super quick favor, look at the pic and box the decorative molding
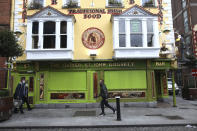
[27,6,72,19]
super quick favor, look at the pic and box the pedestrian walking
[23,81,32,111]
[13,77,26,114]
[98,79,115,116]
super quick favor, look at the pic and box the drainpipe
[172,70,177,107]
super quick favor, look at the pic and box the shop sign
[50,61,135,69]
[68,8,122,19]
[82,27,105,49]
[192,69,197,76]
[192,25,197,58]
[155,61,165,66]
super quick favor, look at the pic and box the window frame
[130,20,143,47]
[106,0,123,7]
[141,0,157,7]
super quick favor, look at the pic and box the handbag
[13,99,22,108]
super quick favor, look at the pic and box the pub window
[142,0,155,7]
[60,21,67,48]
[29,77,34,92]
[51,0,57,5]
[32,22,39,49]
[43,21,56,49]
[51,93,85,99]
[147,20,154,47]
[130,20,143,47]
[119,19,126,47]
[40,74,44,100]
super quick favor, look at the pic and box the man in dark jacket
[23,81,32,111]
[99,79,115,116]
[14,77,26,113]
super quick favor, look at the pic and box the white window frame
[141,0,158,7]
[62,0,80,7]
[28,0,46,7]
[27,18,74,50]
[113,17,159,49]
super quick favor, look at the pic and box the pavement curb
[1,124,197,129]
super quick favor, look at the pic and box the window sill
[26,49,73,60]
[114,47,160,59]
[106,5,124,8]
[62,6,80,9]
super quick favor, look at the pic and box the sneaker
[20,111,24,114]
[99,112,105,116]
[28,108,32,111]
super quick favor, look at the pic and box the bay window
[115,18,156,48]
[26,6,74,60]
[113,17,160,58]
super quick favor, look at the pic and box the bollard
[116,96,121,121]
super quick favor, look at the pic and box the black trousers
[23,97,31,110]
[100,98,115,113]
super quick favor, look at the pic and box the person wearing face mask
[98,79,115,116]
[13,77,26,113]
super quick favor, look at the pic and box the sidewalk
[0,96,197,128]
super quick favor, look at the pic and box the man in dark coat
[14,77,26,113]
[99,79,115,116]
[23,81,32,111]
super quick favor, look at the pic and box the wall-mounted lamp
[14,31,23,38]
[163,27,171,34]
[90,0,94,7]
[89,50,97,58]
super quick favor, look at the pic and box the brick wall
[0,0,11,89]
[0,57,7,89]
[0,0,11,26]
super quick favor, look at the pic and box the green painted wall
[104,70,147,90]
[48,72,87,91]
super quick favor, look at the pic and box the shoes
[99,112,105,116]
[113,109,116,114]
[28,108,32,111]
[20,111,24,114]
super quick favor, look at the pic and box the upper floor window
[30,20,70,49]
[147,20,154,47]
[119,19,126,47]
[116,18,155,48]
[107,0,123,7]
[62,0,80,8]
[51,0,57,5]
[142,0,156,7]
[43,21,56,49]
[32,22,39,49]
[130,20,142,47]
[28,0,44,10]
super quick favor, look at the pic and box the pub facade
[11,0,176,107]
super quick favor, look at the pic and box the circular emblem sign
[82,27,105,49]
